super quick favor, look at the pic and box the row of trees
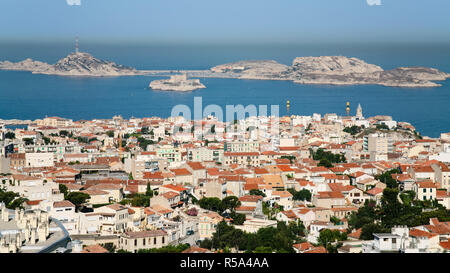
[348,188,450,240]
[59,184,90,211]
[310,148,346,168]
[343,125,363,136]
[200,220,305,253]
[115,244,190,253]
[198,196,246,224]
[287,188,312,202]
[0,188,27,209]
[318,229,348,253]
[120,184,155,207]
[198,196,240,212]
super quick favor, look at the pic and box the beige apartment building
[119,230,168,253]
[363,133,394,160]
[223,152,260,167]
[225,141,260,153]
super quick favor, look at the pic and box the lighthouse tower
[356,104,364,120]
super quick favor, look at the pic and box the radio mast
[75,37,79,54]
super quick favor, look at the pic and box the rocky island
[0,52,142,77]
[210,56,450,87]
[149,74,206,92]
[2,53,448,87]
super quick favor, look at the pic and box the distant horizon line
[1,37,450,46]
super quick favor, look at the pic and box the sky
[0,0,449,44]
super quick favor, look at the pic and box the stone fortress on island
[149,74,206,92]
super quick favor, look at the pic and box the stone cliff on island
[0,52,142,77]
[210,56,450,87]
[2,53,448,88]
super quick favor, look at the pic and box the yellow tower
[118,130,124,159]
[346,102,350,116]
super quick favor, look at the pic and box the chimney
[14,207,19,221]
[30,229,36,245]
[71,240,83,253]
[1,204,8,222]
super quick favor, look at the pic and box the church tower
[356,103,363,119]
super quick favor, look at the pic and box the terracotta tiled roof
[348,228,362,239]
[182,246,211,253]
[81,244,109,253]
[53,200,75,208]
[303,246,327,253]
[239,195,263,202]
[171,168,192,176]
[293,242,314,251]
[317,191,345,199]
[409,228,438,239]
[122,230,167,239]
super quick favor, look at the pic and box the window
[143,239,145,246]
[423,189,426,193]
[134,239,137,246]
[162,237,165,244]
[154,238,156,244]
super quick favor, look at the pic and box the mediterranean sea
[0,42,449,137]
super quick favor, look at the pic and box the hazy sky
[1,0,449,44]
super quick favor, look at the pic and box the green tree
[59,183,68,199]
[137,244,190,253]
[375,169,401,188]
[106,130,115,138]
[5,132,15,139]
[330,216,342,225]
[100,243,116,253]
[280,155,296,164]
[198,197,222,212]
[360,223,388,240]
[221,196,241,211]
[318,229,347,248]
[253,246,273,253]
[123,194,151,207]
[66,192,90,211]
[318,159,333,168]
[249,189,266,197]
[0,189,27,209]
[23,138,34,145]
[145,183,153,197]
[348,200,377,230]
[343,125,362,136]
[287,189,312,202]
[230,212,246,225]
[59,130,70,137]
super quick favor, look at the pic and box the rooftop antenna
[75,37,79,54]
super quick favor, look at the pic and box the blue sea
[0,42,449,137]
